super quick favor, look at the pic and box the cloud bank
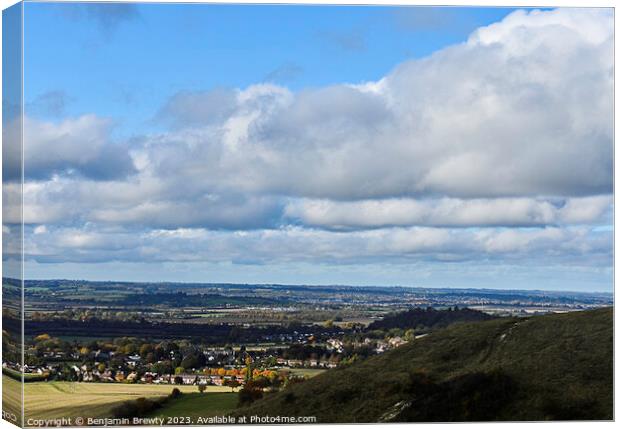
[10,8,613,288]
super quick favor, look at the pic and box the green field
[147,392,238,421]
[286,368,326,378]
[1,376,237,421]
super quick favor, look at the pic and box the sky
[2,3,614,292]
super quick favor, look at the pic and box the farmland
[286,368,326,378]
[4,376,236,421]
[2,375,21,425]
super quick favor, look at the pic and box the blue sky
[23,4,516,136]
[4,3,613,292]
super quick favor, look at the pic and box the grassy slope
[147,393,238,420]
[236,308,613,422]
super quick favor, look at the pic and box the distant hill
[237,308,613,422]
[366,306,496,332]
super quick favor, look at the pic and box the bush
[238,381,264,406]
[111,397,165,419]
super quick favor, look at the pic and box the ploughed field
[2,376,235,422]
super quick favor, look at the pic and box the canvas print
[2,2,614,426]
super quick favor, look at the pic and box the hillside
[366,306,496,332]
[236,308,613,422]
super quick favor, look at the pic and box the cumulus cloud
[4,115,136,181]
[156,88,240,129]
[3,178,282,230]
[139,8,612,200]
[284,196,612,230]
[24,224,611,269]
[17,8,614,279]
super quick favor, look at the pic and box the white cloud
[25,224,611,269]
[15,8,613,277]
[130,8,613,201]
[284,196,612,229]
[3,115,136,181]
[33,225,48,235]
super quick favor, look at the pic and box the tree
[153,360,173,375]
[238,381,263,406]
[175,366,184,375]
[122,344,137,355]
[97,363,106,373]
[139,343,153,357]
[34,334,51,342]
[404,329,415,342]
[227,379,241,392]
[181,354,200,370]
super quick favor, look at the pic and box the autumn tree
[34,334,51,342]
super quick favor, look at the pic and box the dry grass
[1,376,235,421]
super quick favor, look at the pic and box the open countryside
[2,306,612,423]
[2,4,613,425]
[3,375,237,422]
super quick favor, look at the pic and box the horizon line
[3,277,613,295]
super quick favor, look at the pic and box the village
[4,332,411,388]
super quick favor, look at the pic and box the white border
[0,1,616,429]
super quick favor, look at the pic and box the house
[388,337,406,348]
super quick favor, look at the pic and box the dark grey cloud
[393,7,478,34]
[156,88,238,129]
[319,29,367,52]
[59,3,140,35]
[263,63,304,84]
[26,90,72,117]
[17,115,136,181]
